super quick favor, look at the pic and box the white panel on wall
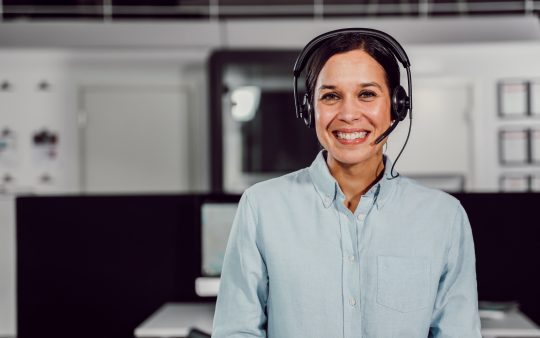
[0,51,77,194]
[386,80,471,187]
[0,196,16,337]
[80,85,191,193]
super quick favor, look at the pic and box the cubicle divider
[15,193,540,338]
[16,194,239,338]
[452,193,540,326]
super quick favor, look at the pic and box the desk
[481,310,540,337]
[134,303,214,338]
[135,302,540,338]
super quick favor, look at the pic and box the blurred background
[1,1,540,337]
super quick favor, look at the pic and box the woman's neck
[326,152,385,212]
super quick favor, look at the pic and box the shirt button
[349,298,356,306]
[358,214,366,221]
[348,255,355,262]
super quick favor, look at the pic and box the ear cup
[301,93,314,128]
[391,85,410,121]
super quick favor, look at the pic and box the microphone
[374,121,399,145]
[374,116,413,179]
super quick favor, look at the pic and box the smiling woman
[302,32,405,211]
[314,49,392,206]
[213,29,482,338]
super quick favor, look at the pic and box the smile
[335,131,368,140]
[332,130,371,145]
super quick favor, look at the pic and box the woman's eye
[359,91,376,99]
[321,93,339,101]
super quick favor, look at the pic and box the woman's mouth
[332,130,370,144]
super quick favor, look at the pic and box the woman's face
[314,49,392,168]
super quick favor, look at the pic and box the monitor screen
[201,202,238,276]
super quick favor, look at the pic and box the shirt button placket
[350,199,372,337]
[339,207,359,338]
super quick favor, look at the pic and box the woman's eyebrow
[360,82,383,89]
[318,84,336,91]
[318,82,383,91]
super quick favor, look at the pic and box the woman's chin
[326,150,375,167]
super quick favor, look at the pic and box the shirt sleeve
[429,203,482,338]
[212,192,269,338]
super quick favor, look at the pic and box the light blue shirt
[213,151,481,338]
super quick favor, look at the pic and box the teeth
[336,131,368,140]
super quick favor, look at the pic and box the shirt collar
[308,150,396,209]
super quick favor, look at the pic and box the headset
[293,27,412,146]
[293,28,413,177]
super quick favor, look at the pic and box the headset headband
[293,28,410,78]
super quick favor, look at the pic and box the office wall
[398,43,540,191]
[1,18,540,335]
[0,49,211,195]
[3,43,540,194]
[71,50,211,193]
[1,18,540,195]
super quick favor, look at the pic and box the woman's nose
[337,96,362,122]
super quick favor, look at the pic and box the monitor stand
[195,277,220,297]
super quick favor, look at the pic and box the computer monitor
[201,202,238,276]
[196,195,240,297]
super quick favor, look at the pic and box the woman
[212,29,481,337]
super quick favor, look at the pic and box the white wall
[407,43,540,191]
[1,16,539,195]
[0,49,212,195]
[70,50,211,193]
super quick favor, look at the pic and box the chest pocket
[377,255,431,313]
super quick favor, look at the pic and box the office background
[1,1,540,337]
